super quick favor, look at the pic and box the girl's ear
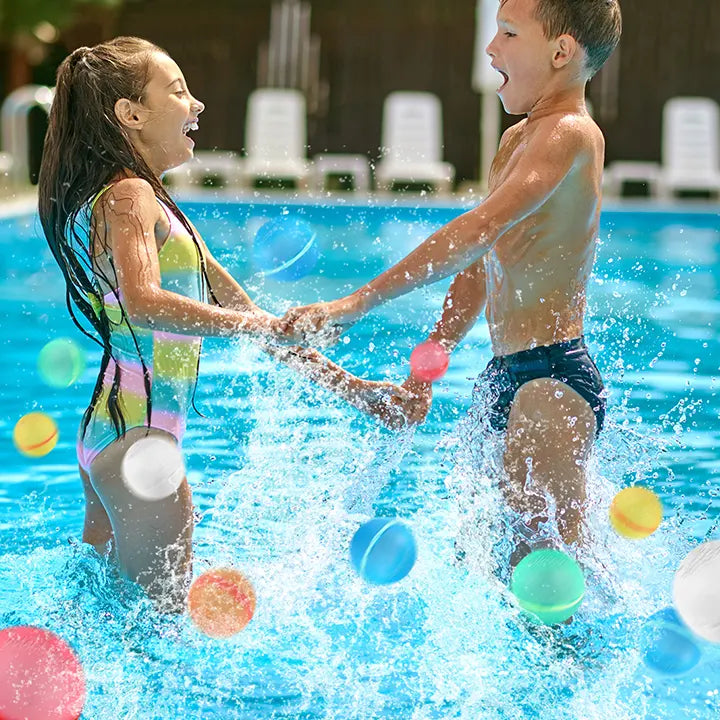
[551,33,578,69]
[114,98,147,130]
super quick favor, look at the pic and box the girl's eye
[175,90,187,97]
[505,32,516,37]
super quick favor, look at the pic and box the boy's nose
[486,37,497,58]
[192,97,205,115]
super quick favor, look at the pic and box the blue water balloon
[252,216,319,281]
[641,607,702,676]
[350,518,417,585]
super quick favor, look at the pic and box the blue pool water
[1,198,720,719]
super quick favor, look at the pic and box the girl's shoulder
[91,177,164,228]
[94,176,157,208]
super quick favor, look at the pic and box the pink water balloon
[0,626,86,720]
[410,340,449,382]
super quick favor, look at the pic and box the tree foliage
[0,0,123,42]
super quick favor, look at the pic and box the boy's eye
[505,32,516,37]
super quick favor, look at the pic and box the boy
[284,0,621,565]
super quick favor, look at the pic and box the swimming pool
[1,197,719,719]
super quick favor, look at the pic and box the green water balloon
[510,548,585,625]
[38,338,85,388]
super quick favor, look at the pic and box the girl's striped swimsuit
[77,186,203,472]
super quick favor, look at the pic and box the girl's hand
[253,311,306,345]
[282,295,362,346]
[400,375,433,425]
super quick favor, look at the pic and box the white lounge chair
[603,161,661,197]
[241,88,310,189]
[163,151,245,190]
[311,154,371,193]
[658,97,720,199]
[374,92,455,194]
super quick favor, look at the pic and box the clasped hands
[268,296,433,427]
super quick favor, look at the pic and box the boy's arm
[428,258,487,352]
[285,119,587,334]
[402,259,488,424]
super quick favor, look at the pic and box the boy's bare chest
[488,130,528,191]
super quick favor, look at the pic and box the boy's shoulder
[527,111,604,159]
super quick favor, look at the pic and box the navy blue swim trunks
[475,337,606,436]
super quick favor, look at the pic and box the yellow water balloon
[13,412,59,458]
[610,486,663,539]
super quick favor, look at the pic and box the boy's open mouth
[498,70,509,91]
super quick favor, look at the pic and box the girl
[38,36,407,612]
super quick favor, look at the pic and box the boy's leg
[501,377,597,565]
[88,427,194,613]
[80,465,114,554]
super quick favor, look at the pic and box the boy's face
[486,0,557,115]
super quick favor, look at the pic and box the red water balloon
[0,626,86,720]
[410,340,449,382]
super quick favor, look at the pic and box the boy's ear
[114,98,147,130]
[551,34,578,69]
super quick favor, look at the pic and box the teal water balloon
[510,548,585,624]
[350,518,417,585]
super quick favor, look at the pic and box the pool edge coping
[0,188,718,221]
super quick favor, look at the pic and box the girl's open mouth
[182,120,198,147]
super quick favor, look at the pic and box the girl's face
[121,52,205,175]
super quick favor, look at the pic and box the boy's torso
[484,112,604,356]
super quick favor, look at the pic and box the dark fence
[20,0,720,184]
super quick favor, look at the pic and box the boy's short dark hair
[532,0,622,77]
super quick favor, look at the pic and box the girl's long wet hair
[38,36,219,444]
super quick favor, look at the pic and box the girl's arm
[105,182,408,427]
[99,179,292,341]
[186,222,405,422]
[199,244,411,427]
[185,218,257,311]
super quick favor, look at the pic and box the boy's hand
[400,375,433,425]
[349,380,415,431]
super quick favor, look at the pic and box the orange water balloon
[188,568,256,639]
